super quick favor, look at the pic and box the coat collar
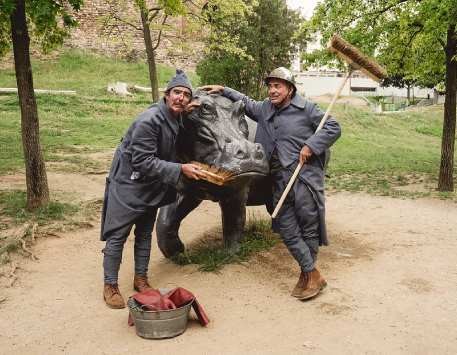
[266,93,307,121]
[290,93,307,109]
[158,98,179,135]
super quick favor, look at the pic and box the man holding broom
[201,67,341,300]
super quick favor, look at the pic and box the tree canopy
[197,0,304,99]
[303,0,456,191]
[302,1,455,86]
[0,0,83,56]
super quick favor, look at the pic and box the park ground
[0,171,456,354]
[0,52,456,354]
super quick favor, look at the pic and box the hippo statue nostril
[254,150,264,160]
[225,137,232,143]
[235,149,247,159]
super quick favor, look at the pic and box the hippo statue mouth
[189,161,267,187]
[233,171,267,178]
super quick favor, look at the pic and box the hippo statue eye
[202,103,213,112]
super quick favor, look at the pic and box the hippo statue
[156,90,270,257]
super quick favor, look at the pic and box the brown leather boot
[133,275,152,292]
[291,268,327,300]
[103,284,126,309]
[291,271,307,298]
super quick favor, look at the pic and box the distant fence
[294,71,435,99]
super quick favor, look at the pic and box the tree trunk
[10,0,50,209]
[406,84,411,104]
[438,24,457,192]
[140,10,159,102]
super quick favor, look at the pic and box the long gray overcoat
[100,99,182,241]
[222,88,341,245]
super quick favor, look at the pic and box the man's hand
[199,85,224,94]
[299,145,313,165]
[185,100,200,113]
[182,163,204,180]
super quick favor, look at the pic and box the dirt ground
[0,172,456,354]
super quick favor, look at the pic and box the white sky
[286,0,320,19]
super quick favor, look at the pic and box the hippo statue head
[177,89,269,184]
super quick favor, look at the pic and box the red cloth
[128,287,209,327]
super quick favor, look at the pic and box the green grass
[0,190,100,261]
[0,190,79,225]
[172,215,279,272]
[0,189,79,261]
[0,50,199,95]
[0,50,455,193]
[322,104,456,198]
[0,50,200,174]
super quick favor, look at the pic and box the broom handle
[271,70,352,219]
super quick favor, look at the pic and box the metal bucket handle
[138,299,194,311]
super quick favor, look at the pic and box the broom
[271,34,387,218]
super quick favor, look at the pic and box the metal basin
[128,297,192,339]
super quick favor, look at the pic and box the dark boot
[291,268,327,300]
[133,275,152,292]
[103,284,126,309]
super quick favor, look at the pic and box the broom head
[327,34,387,82]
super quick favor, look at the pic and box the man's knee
[102,246,123,261]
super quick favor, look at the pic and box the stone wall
[66,0,204,69]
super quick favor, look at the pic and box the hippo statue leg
[157,194,202,258]
[219,187,249,253]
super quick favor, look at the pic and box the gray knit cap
[166,69,193,94]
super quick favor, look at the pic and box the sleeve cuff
[162,162,182,186]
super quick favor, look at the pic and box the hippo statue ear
[232,100,245,118]
[193,88,205,97]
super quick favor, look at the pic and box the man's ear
[287,87,294,99]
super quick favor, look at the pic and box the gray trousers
[273,170,320,273]
[103,209,158,284]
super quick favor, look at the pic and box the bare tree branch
[152,14,168,50]
[148,6,163,12]
[112,14,142,31]
[399,24,424,64]
[148,9,161,21]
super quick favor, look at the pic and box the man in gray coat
[202,67,341,300]
[101,70,203,309]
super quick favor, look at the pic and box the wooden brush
[191,161,235,186]
[327,34,387,82]
[272,34,387,218]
